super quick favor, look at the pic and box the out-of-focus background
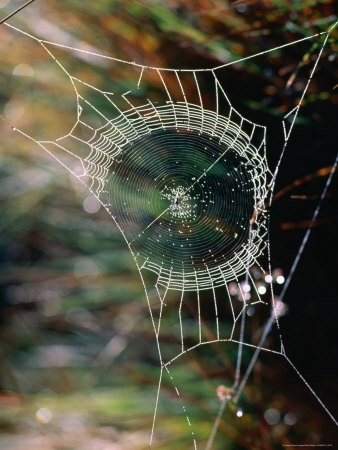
[0,1,337,449]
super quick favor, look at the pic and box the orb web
[105,103,268,291]
[2,19,337,450]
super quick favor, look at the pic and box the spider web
[1,20,337,448]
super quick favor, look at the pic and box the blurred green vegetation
[0,1,337,449]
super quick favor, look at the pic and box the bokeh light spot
[236,408,243,418]
[264,407,280,425]
[12,63,34,77]
[35,407,52,424]
[83,195,101,214]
